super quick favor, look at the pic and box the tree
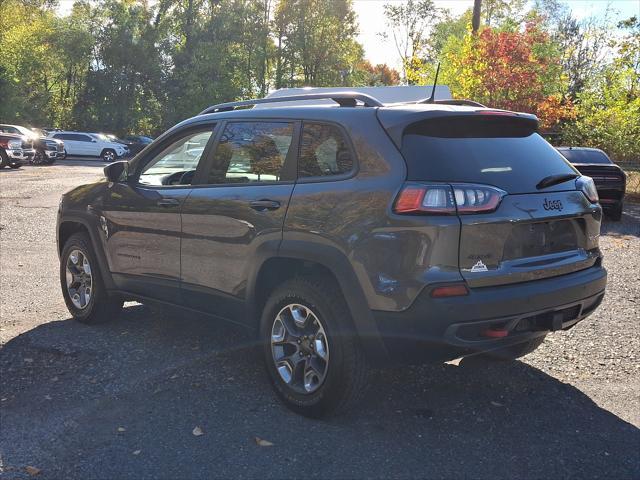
[353,61,401,86]
[534,0,613,98]
[273,0,363,88]
[561,16,640,162]
[380,0,441,84]
[442,19,574,129]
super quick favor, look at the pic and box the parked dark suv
[57,93,607,417]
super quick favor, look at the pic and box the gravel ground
[1,161,639,479]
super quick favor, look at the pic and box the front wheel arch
[58,218,116,291]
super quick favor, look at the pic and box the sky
[55,0,640,69]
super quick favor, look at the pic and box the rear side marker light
[394,183,506,215]
[481,328,509,338]
[431,284,469,298]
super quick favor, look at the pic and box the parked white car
[47,131,128,162]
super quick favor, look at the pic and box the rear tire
[260,277,369,417]
[60,232,122,324]
[0,149,7,168]
[607,203,623,221]
[483,335,546,361]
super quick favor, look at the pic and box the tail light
[576,176,599,203]
[393,183,506,215]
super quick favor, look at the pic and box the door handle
[249,199,281,211]
[157,198,180,207]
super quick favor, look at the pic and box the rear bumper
[373,264,607,363]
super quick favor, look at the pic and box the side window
[207,122,294,184]
[298,123,353,178]
[54,134,67,140]
[138,129,214,186]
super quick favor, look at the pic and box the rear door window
[401,116,577,194]
[298,123,353,178]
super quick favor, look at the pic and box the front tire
[32,149,46,165]
[101,149,116,162]
[260,277,369,417]
[60,232,122,324]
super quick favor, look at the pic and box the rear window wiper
[536,173,579,190]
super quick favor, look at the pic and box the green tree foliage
[380,0,442,84]
[273,0,363,88]
[561,17,640,162]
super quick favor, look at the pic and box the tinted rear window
[557,149,611,164]
[402,116,577,194]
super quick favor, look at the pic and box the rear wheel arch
[248,243,389,365]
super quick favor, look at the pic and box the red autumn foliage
[458,21,575,129]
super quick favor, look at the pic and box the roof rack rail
[199,92,384,115]
[433,99,487,107]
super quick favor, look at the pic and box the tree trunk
[472,0,482,34]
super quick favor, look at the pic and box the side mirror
[103,161,128,183]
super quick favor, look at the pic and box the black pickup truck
[557,147,626,221]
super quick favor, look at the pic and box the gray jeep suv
[57,92,607,417]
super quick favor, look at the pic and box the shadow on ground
[1,304,638,479]
[601,200,640,237]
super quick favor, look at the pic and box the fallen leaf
[25,466,41,476]
[254,436,274,447]
[117,426,126,433]
[490,401,504,407]
[192,426,204,436]
[44,395,52,400]
[24,358,34,363]
[444,357,463,367]
[170,374,179,379]
[51,376,59,382]
[132,450,141,456]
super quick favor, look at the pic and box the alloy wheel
[65,249,93,309]
[270,303,330,394]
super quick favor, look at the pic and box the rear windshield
[557,149,611,164]
[402,116,577,194]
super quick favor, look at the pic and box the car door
[180,120,299,323]
[83,134,103,156]
[54,134,78,155]
[99,124,218,302]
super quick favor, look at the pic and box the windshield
[401,116,578,194]
[557,149,612,164]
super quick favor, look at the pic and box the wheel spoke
[270,302,330,395]
[65,249,93,310]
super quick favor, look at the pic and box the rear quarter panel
[283,110,463,312]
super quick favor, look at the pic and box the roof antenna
[421,62,440,104]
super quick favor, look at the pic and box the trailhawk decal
[465,260,489,273]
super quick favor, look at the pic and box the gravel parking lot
[1,161,639,479]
